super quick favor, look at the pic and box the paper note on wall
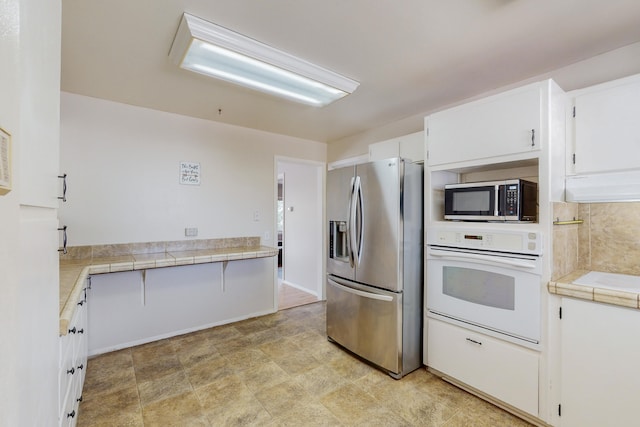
[180,161,200,185]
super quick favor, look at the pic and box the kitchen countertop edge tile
[549,269,640,309]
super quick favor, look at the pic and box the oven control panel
[427,227,542,255]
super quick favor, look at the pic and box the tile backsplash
[553,202,640,279]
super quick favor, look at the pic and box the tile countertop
[548,270,640,309]
[59,245,279,336]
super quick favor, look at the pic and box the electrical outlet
[185,227,198,237]
[253,210,260,222]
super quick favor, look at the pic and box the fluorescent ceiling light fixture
[169,13,359,107]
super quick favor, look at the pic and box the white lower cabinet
[559,298,640,426]
[59,280,88,426]
[427,318,539,417]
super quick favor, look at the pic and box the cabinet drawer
[427,318,539,416]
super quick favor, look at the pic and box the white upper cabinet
[570,73,640,175]
[426,82,544,167]
[368,131,424,163]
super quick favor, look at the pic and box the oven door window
[443,266,515,310]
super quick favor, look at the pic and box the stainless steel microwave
[444,179,537,222]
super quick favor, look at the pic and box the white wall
[0,0,61,425]
[278,160,323,296]
[59,93,326,246]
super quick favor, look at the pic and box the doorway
[276,158,324,310]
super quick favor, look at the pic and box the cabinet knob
[67,367,75,375]
[77,363,84,370]
[67,410,76,419]
[68,327,76,334]
[76,395,83,403]
[77,328,84,334]
[77,300,84,307]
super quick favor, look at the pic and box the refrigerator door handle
[348,175,361,268]
[354,176,364,264]
[328,277,394,302]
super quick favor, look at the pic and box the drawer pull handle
[67,367,75,375]
[77,396,83,403]
[77,300,84,307]
[77,363,84,370]
[531,129,535,147]
[466,338,482,346]
[57,225,68,254]
[77,328,84,334]
[67,410,76,419]
[58,173,67,202]
[68,327,76,334]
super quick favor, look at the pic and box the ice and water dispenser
[329,221,349,262]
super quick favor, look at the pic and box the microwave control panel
[427,227,542,255]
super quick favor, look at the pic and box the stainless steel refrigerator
[326,157,423,379]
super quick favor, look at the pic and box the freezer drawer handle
[328,278,393,302]
[466,337,482,346]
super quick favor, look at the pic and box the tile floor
[78,302,532,426]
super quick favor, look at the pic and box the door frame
[274,156,326,309]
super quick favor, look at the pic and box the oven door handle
[428,248,537,270]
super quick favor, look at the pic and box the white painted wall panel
[59,93,326,246]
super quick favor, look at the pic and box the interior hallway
[77,301,531,426]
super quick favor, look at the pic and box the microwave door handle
[428,248,537,269]
[328,277,393,302]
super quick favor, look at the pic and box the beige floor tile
[172,336,221,368]
[267,402,342,427]
[133,353,183,384]
[222,347,271,372]
[445,397,532,426]
[203,393,273,426]
[137,369,193,407]
[319,383,382,425]
[255,377,314,418]
[131,339,175,367]
[195,373,254,409]
[270,349,322,376]
[237,360,289,393]
[328,350,377,381]
[184,354,234,389]
[83,350,137,401]
[293,364,350,397]
[233,317,271,335]
[78,384,142,426]
[142,391,209,427]
[200,324,243,343]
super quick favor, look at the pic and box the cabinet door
[427,318,539,416]
[427,83,541,166]
[573,75,640,174]
[560,298,640,426]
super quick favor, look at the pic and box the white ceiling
[61,0,640,143]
